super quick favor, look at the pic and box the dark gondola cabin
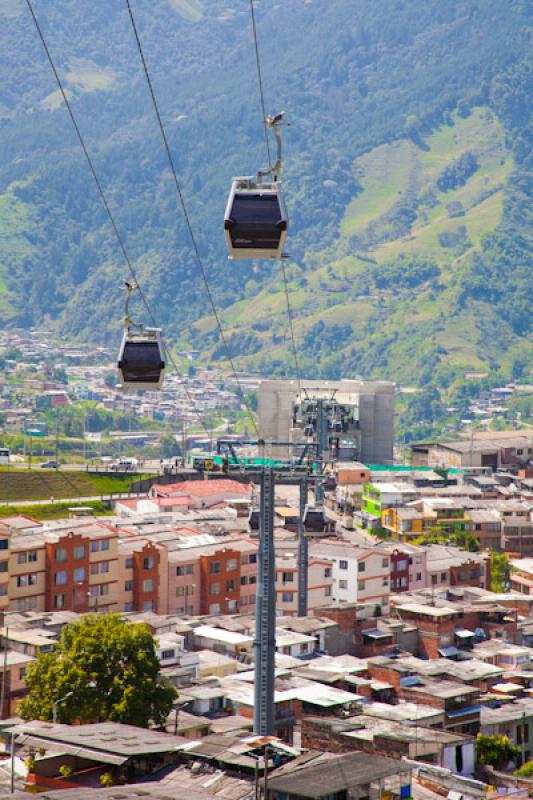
[117,328,165,391]
[224,177,288,259]
[303,505,327,532]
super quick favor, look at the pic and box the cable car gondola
[117,328,165,390]
[303,505,327,532]
[116,281,165,391]
[224,112,288,260]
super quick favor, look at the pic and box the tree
[476,734,520,770]
[19,614,176,728]
[515,760,533,777]
[159,434,181,459]
[490,551,511,592]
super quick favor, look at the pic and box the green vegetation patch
[0,470,148,502]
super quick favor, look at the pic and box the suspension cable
[248,0,302,395]
[124,0,259,439]
[24,0,213,443]
[249,0,273,176]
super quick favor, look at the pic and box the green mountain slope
[197,105,531,383]
[0,0,530,387]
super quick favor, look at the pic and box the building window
[325,567,331,578]
[382,558,389,568]
[16,575,27,587]
[74,567,85,582]
[19,668,26,680]
[209,603,220,614]
[125,602,134,612]
[358,562,366,573]
[339,560,348,570]
[186,585,194,595]
[143,556,155,570]
[0,585,7,597]
[125,558,134,569]
[176,586,185,597]
[249,575,256,584]
[54,593,65,609]
[125,580,133,592]
[143,579,154,592]
[100,584,109,596]
[54,571,67,586]
[339,580,348,589]
[358,580,365,591]
[226,580,236,592]
[0,562,7,573]
[416,572,422,581]
[282,572,294,583]
[325,586,332,596]
[55,548,67,563]
[249,554,257,564]
[91,541,100,553]
[27,596,37,610]
[210,561,221,575]
[100,562,110,574]
[0,540,8,551]
[176,564,193,576]
[101,539,110,551]
[240,576,248,585]
[89,586,98,597]
[91,563,99,575]
[28,551,37,562]
[211,582,220,596]
[282,592,294,602]
[441,572,447,582]
[143,600,154,611]
[74,545,86,560]
[161,649,175,660]
[227,558,237,572]
[432,575,438,585]
[383,577,389,586]
[28,574,37,586]
[17,553,27,565]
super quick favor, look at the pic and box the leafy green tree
[19,614,176,727]
[160,435,181,459]
[476,734,520,769]
[490,551,511,592]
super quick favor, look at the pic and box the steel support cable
[24,0,212,441]
[249,0,273,175]
[248,0,302,395]
[124,0,259,439]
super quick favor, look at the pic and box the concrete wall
[258,379,395,463]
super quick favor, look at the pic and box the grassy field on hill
[0,470,146,502]
[191,106,531,383]
[0,500,113,520]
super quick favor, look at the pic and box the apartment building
[44,524,119,613]
[311,541,391,614]
[275,552,333,615]
[9,533,45,613]
[0,524,10,613]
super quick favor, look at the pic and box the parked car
[40,460,59,469]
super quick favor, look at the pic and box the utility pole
[253,466,276,736]
[297,475,308,617]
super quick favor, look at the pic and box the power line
[24,0,213,443]
[124,0,259,439]
[248,0,302,395]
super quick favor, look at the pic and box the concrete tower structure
[258,379,395,464]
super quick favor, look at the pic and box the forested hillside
[0,0,531,388]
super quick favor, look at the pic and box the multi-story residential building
[9,533,46,613]
[381,507,433,541]
[465,510,502,550]
[311,541,391,614]
[44,524,119,613]
[376,543,427,593]
[362,483,418,520]
[275,553,333,615]
[426,545,490,592]
[0,524,10,613]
